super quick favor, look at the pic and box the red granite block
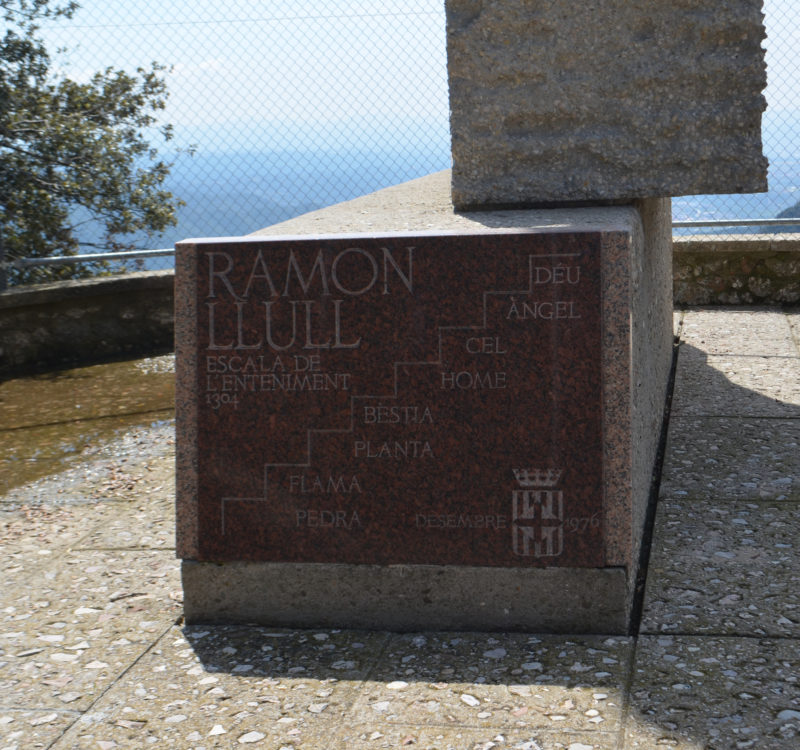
[176,229,607,568]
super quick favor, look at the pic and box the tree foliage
[1,0,183,286]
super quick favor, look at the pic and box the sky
[38,0,800,148]
[40,0,450,153]
[33,1,453,243]
[33,0,800,228]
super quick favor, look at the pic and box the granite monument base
[177,173,673,634]
[182,562,629,634]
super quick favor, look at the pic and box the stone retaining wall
[2,238,798,378]
[673,234,800,306]
[0,271,174,377]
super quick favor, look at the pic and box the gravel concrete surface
[2,307,800,749]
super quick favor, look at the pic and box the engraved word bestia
[178,230,604,567]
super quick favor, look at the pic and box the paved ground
[2,307,800,750]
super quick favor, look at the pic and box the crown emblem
[513,468,562,488]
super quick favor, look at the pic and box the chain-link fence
[672,0,800,234]
[5,0,450,285]
[4,0,799,286]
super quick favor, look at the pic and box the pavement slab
[0,709,79,750]
[1,548,181,642]
[641,498,800,636]
[672,348,800,417]
[74,493,175,551]
[783,310,800,351]
[680,309,798,356]
[1,634,163,714]
[659,417,800,501]
[333,725,618,749]
[50,625,389,749]
[625,635,800,749]
[1,504,91,588]
[1,548,180,712]
[350,633,630,734]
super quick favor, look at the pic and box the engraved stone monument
[176,0,767,633]
[178,231,605,568]
[176,195,673,633]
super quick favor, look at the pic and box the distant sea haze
[75,147,800,257]
[163,149,800,243]
[672,154,800,230]
[161,147,452,248]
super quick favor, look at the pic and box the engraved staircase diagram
[219,251,582,550]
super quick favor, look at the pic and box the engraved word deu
[506,260,583,322]
[204,246,414,352]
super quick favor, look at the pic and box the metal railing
[672,218,800,229]
[4,249,175,271]
[5,215,800,290]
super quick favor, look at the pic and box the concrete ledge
[0,269,173,310]
[181,560,631,634]
[0,270,174,377]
